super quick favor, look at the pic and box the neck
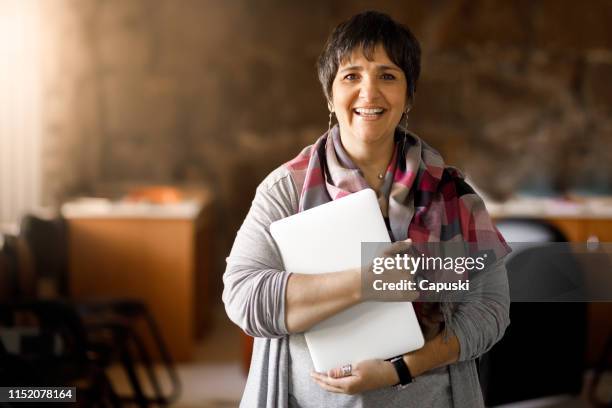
[338,130,396,177]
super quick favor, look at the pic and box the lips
[353,107,386,120]
[353,107,385,115]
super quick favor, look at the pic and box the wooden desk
[64,198,215,361]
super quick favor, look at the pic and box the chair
[478,218,588,407]
[0,299,121,406]
[0,233,35,301]
[0,233,20,300]
[17,214,181,406]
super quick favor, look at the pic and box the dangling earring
[403,107,411,137]
[327,110,334,134]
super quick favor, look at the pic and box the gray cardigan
[223,166,510,407]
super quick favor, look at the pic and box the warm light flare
[0,0,42,228]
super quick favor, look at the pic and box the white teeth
[355,107,384,114]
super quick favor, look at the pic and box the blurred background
[0,0,611,407]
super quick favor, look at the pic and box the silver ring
[341,363,352,376]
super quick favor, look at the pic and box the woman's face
[331,45,408,147]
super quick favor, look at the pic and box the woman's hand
[363,239,420,302]
[310,359,399,395]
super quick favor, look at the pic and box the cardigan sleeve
[445,178,511,361]
[222,166,299,338]
[447,258,510,361]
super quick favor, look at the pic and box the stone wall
[40,0,612,295]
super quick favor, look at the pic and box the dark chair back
[0,300,89,385]
[20,215,69,297]
[0,300,121,406]
[0,234,20,300]
[479,218,587,406]
[0,234,36,301]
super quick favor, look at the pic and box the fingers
[310,371,357,395]
[322,363,352,379]
[327,363,352,378]
[382,239,412,257]
[327,366,344,378]
[407,289,420,302]
[311,376,344,393]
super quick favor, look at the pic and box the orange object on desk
[125,186,183,204]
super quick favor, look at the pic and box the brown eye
[381,73,396,80]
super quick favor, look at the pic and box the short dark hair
[317,11,421,104]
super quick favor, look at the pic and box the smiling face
[330,44,408,148]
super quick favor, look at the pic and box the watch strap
[390,356,413,387]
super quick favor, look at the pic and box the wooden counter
[64,197,215,361]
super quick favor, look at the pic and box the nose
[358,75,381,100]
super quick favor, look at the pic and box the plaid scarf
[284,125,510,322]
[285,125,508,254]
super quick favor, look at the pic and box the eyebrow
[338,64,402,73]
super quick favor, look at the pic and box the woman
[223,11,510,408]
